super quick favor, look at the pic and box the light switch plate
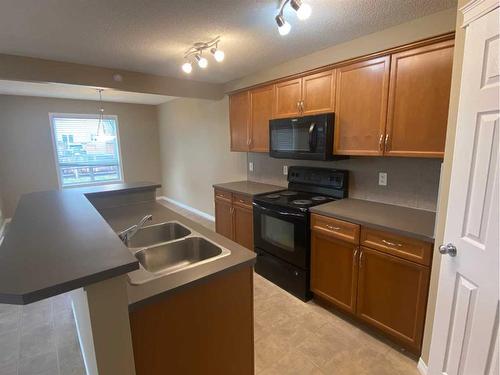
[283,165,288,176]
[378,172,387,186]
[249,162,254,172]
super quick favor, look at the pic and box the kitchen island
[0,182,256,375]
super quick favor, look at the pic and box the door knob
[439,243,457,257]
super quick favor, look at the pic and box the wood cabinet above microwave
[273,70,336,118]
[228,34,454,159]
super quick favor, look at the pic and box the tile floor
[0,200,420,375]
[0,293,85,375]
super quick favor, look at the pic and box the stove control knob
[293,271,299,276]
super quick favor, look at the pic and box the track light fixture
[181,36,224,74]
[275,0,312,35]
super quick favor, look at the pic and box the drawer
[360,227,432,266]
[214,189,232,202]
[311,214,360,244]
[232,193,253,209]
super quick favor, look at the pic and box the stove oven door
[253,201,309,269]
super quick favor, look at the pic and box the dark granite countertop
[310,198,436,242]
[97,201,256,310]
[213,180,284,196]
[0,188,141,304]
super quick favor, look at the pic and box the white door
[427,2,499,375]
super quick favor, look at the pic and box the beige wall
[225,7,457,92]
[420,0,467,364]
[248,154,441,211]
[0,95,162,217]
[158,97,247,216]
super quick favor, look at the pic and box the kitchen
[0,1,498,375]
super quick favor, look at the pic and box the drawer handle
[238,199,246,204]
[216,194,226,198]
[382,239,403,247]
[326,224,341,231]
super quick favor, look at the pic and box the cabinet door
[249,85,273,152]
[311,230,358,313]
[302,70,335,115]
[385,40,454,158]
[334,56,390,156]
[356,246,430,353]
[233,205,254,250]
[273,78,302,118]
[229,91,250,151]
[215,198,233,239]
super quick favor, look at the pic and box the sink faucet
[118,214,153,244]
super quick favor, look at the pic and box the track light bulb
[275,14,291,36]
[296,3,311,20]
[195,54,208,68]
[211,48,225,62]
[182,62,192,73]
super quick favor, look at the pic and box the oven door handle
[252,202,306,219]
[308,122,317,151]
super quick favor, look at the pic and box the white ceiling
[0,0,456,84]
[0,80,176,105]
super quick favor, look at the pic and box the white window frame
[49,112,125,189]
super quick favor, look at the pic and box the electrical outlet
[283,165,288,176]
[249,162,254,172]
[378,172,387,186]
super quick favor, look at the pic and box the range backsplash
[247,153,442,211]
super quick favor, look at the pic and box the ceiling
[0,80,176,105]
[0,0,456,84]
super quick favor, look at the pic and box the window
[50,114,123,187]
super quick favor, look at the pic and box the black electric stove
[253,166,348,301]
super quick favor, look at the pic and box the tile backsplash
[247,153,442,211]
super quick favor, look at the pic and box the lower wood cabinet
[310,213,432,354]
[356,246,430,353]
[130,266,254,375]
[214,188,254,250]
[311,231,359,314]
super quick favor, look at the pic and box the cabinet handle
[379,134,384,151]
[326,224,341,231]
[300,100,305,113]
[353,247,359,264]
[297,101,301,112]
[359,249,364,268]
[382,239,403,248]
[385,134,390,151]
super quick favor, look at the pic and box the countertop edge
[128,258,256,312]
[310,210,435,242]
[212,181,284,197]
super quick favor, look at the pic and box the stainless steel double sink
[123,221,231,285]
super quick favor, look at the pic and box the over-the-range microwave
[269,113,342,161]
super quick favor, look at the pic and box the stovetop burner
[311,196,327,201]
[280,191,298,196]
[292,199,313,205]
[266,194,280,199]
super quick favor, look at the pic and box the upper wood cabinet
[273,70,335,118]
[273,78,303,118]
[334,56,390,156]
[228,35,454,158]
[249,85,273,152]
[229,91,250,152]
[302,70,336,115]
[229,86,273,152]
[385,40,454,157]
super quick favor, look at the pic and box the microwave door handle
[308,122,317,151]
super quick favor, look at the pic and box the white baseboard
[157,196,215,222]
[417,358,428,375]
[0,218,12,245]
